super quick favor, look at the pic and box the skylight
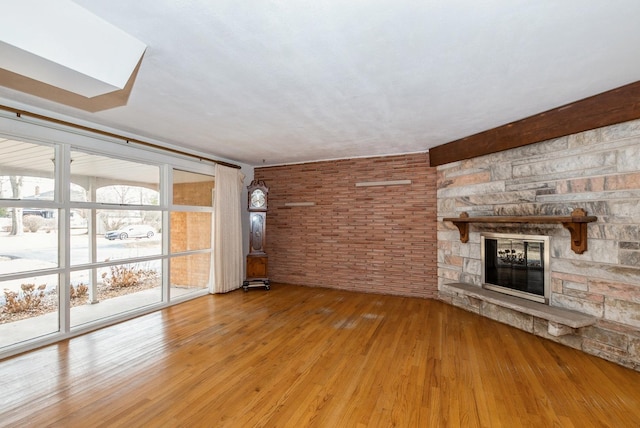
[0,0,146,98]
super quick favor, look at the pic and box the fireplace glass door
[482,234,549,303]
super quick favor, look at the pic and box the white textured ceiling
[1,1,640,167]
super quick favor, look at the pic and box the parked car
[105,224,155,240]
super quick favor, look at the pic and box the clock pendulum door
[246,212,268,280]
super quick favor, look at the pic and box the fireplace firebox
[481,232,550,303]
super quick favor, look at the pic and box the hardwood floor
[2,283,640,427]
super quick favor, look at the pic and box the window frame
[0,112,218,359]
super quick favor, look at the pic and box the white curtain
[210,164,245,293]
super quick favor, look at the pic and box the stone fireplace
[436,119,640,371]
[481,232,549,304]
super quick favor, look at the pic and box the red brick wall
[255,153,438,298]
[173,181,214,206]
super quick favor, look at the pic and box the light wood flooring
[2,283,640,427]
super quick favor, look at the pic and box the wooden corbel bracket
[451,212,470,243]
[560,208,593,254]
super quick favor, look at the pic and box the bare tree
[112,185,135,204]
[10,176,23,235]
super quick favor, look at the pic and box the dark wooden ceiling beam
[428,80,640,167]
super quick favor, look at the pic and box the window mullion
[58,144,71,335]
[162,165,171,302]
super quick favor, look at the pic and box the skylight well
[0,0,146,98]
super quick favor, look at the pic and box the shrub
[70,283,89,300]
[101,265,158,289]
[3,283,47,313]
[22,215,44,233]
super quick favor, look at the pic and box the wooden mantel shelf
[443,208,598,254]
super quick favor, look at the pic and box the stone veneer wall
[437,119,640,370]
[255,153,438,298]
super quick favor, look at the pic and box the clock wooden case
[243,180,270,291]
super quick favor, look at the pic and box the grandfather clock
[243,179,270,291]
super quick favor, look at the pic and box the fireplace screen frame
[481,232,550,304]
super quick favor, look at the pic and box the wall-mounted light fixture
[284,202,316,207]
[355,180,412,187]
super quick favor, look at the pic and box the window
[0,140,60,347]
[169,169,215,298]
[0,118,218,358]
[67,150,164,327]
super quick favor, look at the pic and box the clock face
[250,189,266,208]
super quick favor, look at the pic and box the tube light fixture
[355,180,412,187]
[284,202,316,207]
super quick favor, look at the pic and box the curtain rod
[0,104,241,170]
